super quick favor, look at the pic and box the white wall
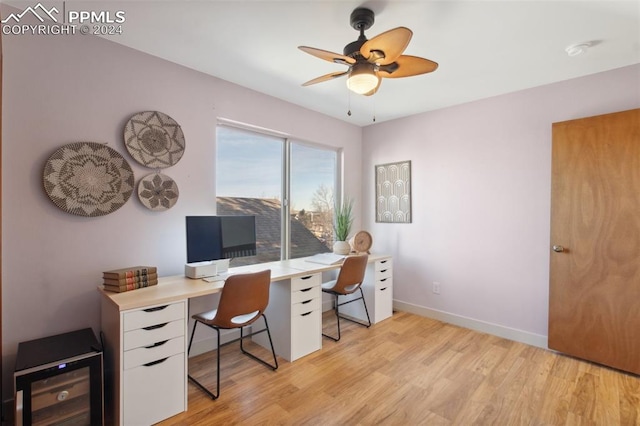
[362,64,640,345]
[1,29,362,395]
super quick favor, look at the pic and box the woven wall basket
[138,172,179,211]
[43,142,134,217]
[124,111,185,168]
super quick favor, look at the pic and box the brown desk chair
[187,269,278,399]
[321,255,371,341]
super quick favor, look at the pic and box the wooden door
[0,21,4,413]
[549,108,640,374]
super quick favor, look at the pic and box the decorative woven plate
[43,142,134,217]
[124,111,185,168]
[138,172,179,211]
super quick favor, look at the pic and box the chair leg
[187,322,220,400]
[322,293,341,341]
[324,288,372,341]
[187,320,197,354]
[337,287,372,328]
[239,315,278,370]
[356,287,372,328]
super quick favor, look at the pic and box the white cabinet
[371,258,393,322]
[340,257,393,324]
[101,299,187,425]
[254,273,322,361]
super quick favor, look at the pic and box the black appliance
[14,328,103,426]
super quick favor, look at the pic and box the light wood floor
[158,311,640,425]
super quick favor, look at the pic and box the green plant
[333,198,354,241]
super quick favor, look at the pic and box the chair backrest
[213,269,271,328]
[332,255,368,295]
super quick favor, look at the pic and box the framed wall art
[375,160,411,223]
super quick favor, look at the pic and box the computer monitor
[185,215,257,263]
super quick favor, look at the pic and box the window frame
[216,120,342,261]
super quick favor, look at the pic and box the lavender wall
[362,64,640,344]
[0,30,362,395]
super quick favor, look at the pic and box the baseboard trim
[393,300,548,349]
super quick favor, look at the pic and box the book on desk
[305,253,346,265]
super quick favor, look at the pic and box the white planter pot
[333,240,351,255]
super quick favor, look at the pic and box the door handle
[552,245,565,253]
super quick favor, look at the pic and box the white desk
[99,254,392,425]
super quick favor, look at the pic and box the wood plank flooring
[158,311,640,425]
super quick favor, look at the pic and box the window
[216,124,338,265]
[290,143,336,258]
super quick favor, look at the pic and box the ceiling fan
[298,7,438,96]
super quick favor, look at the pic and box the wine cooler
[14,328,104,426]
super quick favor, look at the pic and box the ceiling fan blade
[378,55,439,78]
[302,71,349,86]
[298,46,356,65]
[360,27,412,65]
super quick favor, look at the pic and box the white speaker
[185,261,217,279]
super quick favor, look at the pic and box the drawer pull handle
[300,275,313,280]
[301,312,312,317]
[380,260,388,264]
[380,269,388,273]
[380,287,388,291]
[301,300,312,304]
[143,305,168,313]
[143,357,168,367]
[300,287,312,292]
[145,340,168,349]
[380,278,388,282]
[143,322,168,331]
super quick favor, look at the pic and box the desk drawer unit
[291,274,322,361]
[123,353,185,426]
[122,302,186,424]
[341,257,393,324]
[101,299,188,425]
[255,273,322,362]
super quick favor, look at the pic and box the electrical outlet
[433,282,441,295]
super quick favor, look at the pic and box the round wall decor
[43,142,134,217]
[138,172,179,211]
[124,111,185,168]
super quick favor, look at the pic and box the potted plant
[333,198,354,255]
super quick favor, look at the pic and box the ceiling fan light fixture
[346,63,379,94]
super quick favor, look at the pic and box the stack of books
[102,266,158,293]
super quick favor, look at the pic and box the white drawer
[376,276,392,291]
[123,336,184,370]
[375,286,394,321]
[376,258,392,269]
[124,319,185,351]
[376,265,392,280]
[292,297,320,317]
[123,302,184,331]
[291,308,321,360]
[291,274,320,292]
[376,258,392,271]
[123,352,185,425]
[292,285,319,304]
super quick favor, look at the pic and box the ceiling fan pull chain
[372,95,376,122]
[347,89,352,116]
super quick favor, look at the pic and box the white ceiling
[9,1,640,126]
